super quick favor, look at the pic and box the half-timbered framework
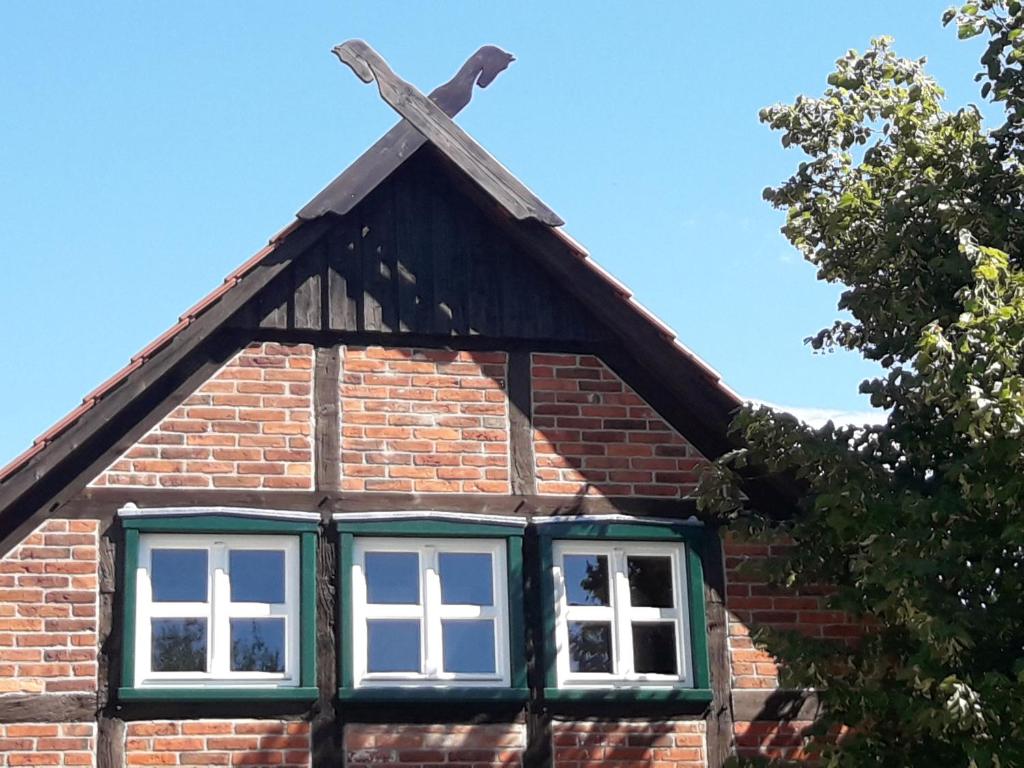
[0,42,829,768]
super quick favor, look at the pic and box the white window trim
[135,533,301,688]
[352,537,511,688]
[552,539,693,689]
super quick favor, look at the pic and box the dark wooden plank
[314,345,342,493]
[258,270,292,329]
[311,530,343,767]
[507,351,537,496]
[703,527,733,767]
[333,40,563,226]
[0,694,95,723]
[327,216,362,332]
[359,182,399,333]
[429,166,465,336]
[293,243,324,331]
[393,152,431,334]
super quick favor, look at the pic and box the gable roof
[0,43,794,548]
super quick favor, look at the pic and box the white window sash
[136,533,300,688]
[553,540,693,688]
[352,537,511,688]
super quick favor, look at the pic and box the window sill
[544,687,713,703]
[338,687,529,703]
[118,686,318,702]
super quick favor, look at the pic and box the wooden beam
[731,690,823,723]
[507,350,537,496]
[0,694,95,723]
[96,526,122,767]
[522,526,553,768]
[97,718,125,768]
[314,344,342,493]
[311,529,343,767]
[703,528,734,767]
[63,488,704,522]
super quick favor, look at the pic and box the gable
[229,148,609,343]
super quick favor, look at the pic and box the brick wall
[0,722,96,766]
[125,720,310,766]
[553,721,706,767]
[91,343,314,490]
[0,519,97,695]
[340,347,510,493]
[725,537,858,691]
[734,721,814,763]
[532,353,709,497]
[344,723,525,767]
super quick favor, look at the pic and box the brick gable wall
[91,343,314,490]
[553,721,706,768]
[0,345,845,765]
[0,519,97,695]
[124,720,310,767]
[532,353,709,497]
[340,347,510,493]
[344,723,525,767]
[0,722,96,766]
[725,537,859,691]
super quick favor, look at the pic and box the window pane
[151,550,207,602]
[364,552,420,604]
[442,620,496,674]
[627,555,674,608]
[151,618,207,672]
[563,554,609,606]
[230,550,285,604]
[568,621,613,673]
[632,623,678,675]
[230,618,285,672]
[439,553,493,606]
[367,619,421,673]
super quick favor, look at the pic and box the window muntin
[552,540,691,687]
[135,533,300,688]
[352,537,510,688]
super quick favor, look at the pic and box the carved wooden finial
[429,45,515,116]
[321,40,563,227]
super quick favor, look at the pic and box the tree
[699,3,1024,765]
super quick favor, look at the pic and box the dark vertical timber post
[507,350,536,497]
[522,524,553,768]
[96,524,125,768]
[508,350,549,766]
[315,344,342,494]
[312,343,343,768]
[704,526,733,767]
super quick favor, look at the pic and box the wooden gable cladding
[230,148,607,343]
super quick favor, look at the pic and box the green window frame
[335,516,529,703]
[119,512,319,702]
[538,519,712,703]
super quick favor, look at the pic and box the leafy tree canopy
[700,3,1024,765]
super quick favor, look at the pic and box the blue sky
[0,2,990,462]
